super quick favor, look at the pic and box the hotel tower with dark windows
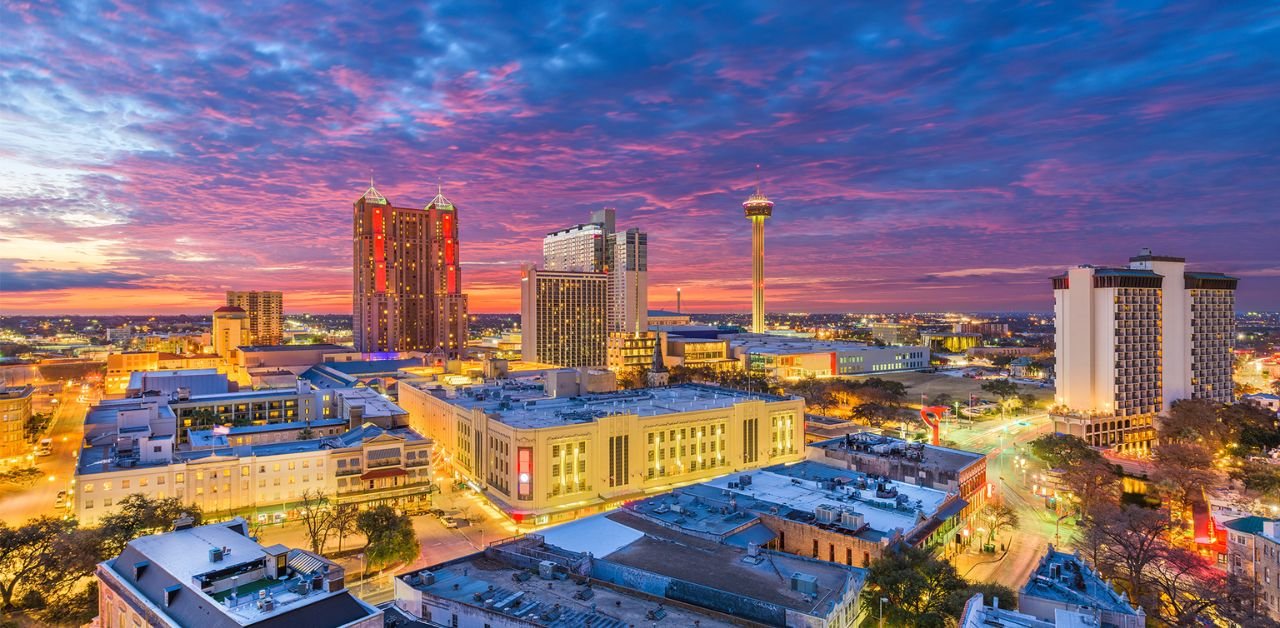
[1051,249,1236,453]
[353,181,468,355]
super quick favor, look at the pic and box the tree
[187,408,219,430]
[979,502,1019,546]
[1060,457,1121,518]
[98,494,203,556]
[331,504,360,554]
[296,489,334,554]
[1159,399,1224,448]
[616,367,646,390]
[1029,433,1101,469]
[980,379,1019,401]
[1146,546,1226,625]
[1079,503,1170,601]
[356,505,419,570]
[1230,460,1280,499]
[1150,442,1216,535]
[849,402,898,427]
[861,545,967,627]
[0,517,78,610]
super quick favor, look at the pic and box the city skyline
[4,2,1280,315]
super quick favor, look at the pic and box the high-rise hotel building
[1052,249,1236,453]
[352,182,468,355]
[528,209,649,369]
[541,209,648,334]
[225,291,283,345]
[520,266,608,367]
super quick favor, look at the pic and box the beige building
[605,331,656,373]
[0,385,32,460]
[225,290,284,345]
[520,266,608,367]
[1052,249,1237,453]
[212,305,249,358]
[398,380,805,526]
[76,399,434,524]
[1226,516,1280,620]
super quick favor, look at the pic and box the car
[38,439,53,456]
[441,517,458,529]
[427,508,445,517]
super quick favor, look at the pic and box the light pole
[879,596,888,627]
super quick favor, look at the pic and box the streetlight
[879,597,888,627]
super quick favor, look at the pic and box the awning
[723,523,777,549]
[360,467,408,481]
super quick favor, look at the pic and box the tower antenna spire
[755,163,762,194]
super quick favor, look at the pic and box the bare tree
[296,489,335,554]
[1060,457,1121,518]
[331,504,359,554]
[980,501,1019,546]
[1082,503,1171,601]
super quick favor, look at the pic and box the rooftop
[78,421,428,476]
[414,382,793,430]
[726,333,925,354]
[236,344,353,353]
[701,461,951,540]
[812,433,986,474]
[1020,547,1143,617]
[106,518,378,627]
[187,419,349,447]
[1223,515,1271,536]
[331,387,407,419]
[0,385,33,400]
[399,551,735,627]
[599,510,861,617]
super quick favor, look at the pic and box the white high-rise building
[608,227,648,333]
[1052,249,1237,453]
[537,209,648,364]
[520,266,608,367]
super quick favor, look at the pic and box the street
[941,412,1069,589]
[0,382,92,526]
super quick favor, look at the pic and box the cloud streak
[0,1,1277,314]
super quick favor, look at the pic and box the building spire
[361,174,387,204]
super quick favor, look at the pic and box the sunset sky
[2,1,1278,315]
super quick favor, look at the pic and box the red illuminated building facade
[353,182,468,355]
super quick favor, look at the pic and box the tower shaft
[751,216,765,333]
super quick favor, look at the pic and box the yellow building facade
[398,381,805,526]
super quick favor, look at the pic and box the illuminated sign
[372,206,386,292]
[517,447,532,500]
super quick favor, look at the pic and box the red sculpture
[920,406,949,446]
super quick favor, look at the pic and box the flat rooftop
[417,382,793,429]
[400,554,735,627]
[332,387,406,418]
[236,344,353,353]
[0,385,33,400]
[110,519,375,626]
[600,510,862,617]
[813,433,986,473]
[1021,548,1142,616]
[725,333,925,354]
[704,461,950,539]
[78,422,428,476]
